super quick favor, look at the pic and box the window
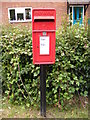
[8,7,32,23]
[69,6,84,25]
[25,8,31,20]
[69,7,72,26]
[74,7,77,20]
[10,9,16,20]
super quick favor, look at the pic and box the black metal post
[40,64,46,117]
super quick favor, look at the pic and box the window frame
[8,7,32,23]
[69,5,84,25]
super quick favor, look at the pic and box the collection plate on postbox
[32,8,56,64]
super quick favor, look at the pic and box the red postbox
[32,8,56,64]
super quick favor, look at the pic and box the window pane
[17,13,24,20]
[79,8,81,19]
[70,7,72,20]
[10,9,16,20]
[74,7,77,20]
[25,8,31,20]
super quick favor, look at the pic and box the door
[73,7,83,25]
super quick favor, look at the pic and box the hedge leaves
[1,23,89,107]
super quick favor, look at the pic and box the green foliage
[1,21,89,107]
[46,22,89,106]
[1,25,40,106]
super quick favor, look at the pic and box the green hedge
[1,22,89,107]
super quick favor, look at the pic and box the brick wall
[1,2,67,28]
[0,2,2,24]
[85,4,90,19]
[87,4,90,18]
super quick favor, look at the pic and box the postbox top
[33,8,56,10]
[32,8,56,31]
[32,8,56,19]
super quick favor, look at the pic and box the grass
[0,98,89,119]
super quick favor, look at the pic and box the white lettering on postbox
[40,36,49,55]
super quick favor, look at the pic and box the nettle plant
[1,21,89,107]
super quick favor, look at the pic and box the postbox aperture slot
[34,19,54,22]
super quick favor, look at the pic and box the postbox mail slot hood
[32,8,56,31]
[34,16,55,20]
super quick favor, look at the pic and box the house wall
[87,4,90,18]
[1,2,67,29]
[0,3,2,24]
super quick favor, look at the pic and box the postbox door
[33,32,55,63]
